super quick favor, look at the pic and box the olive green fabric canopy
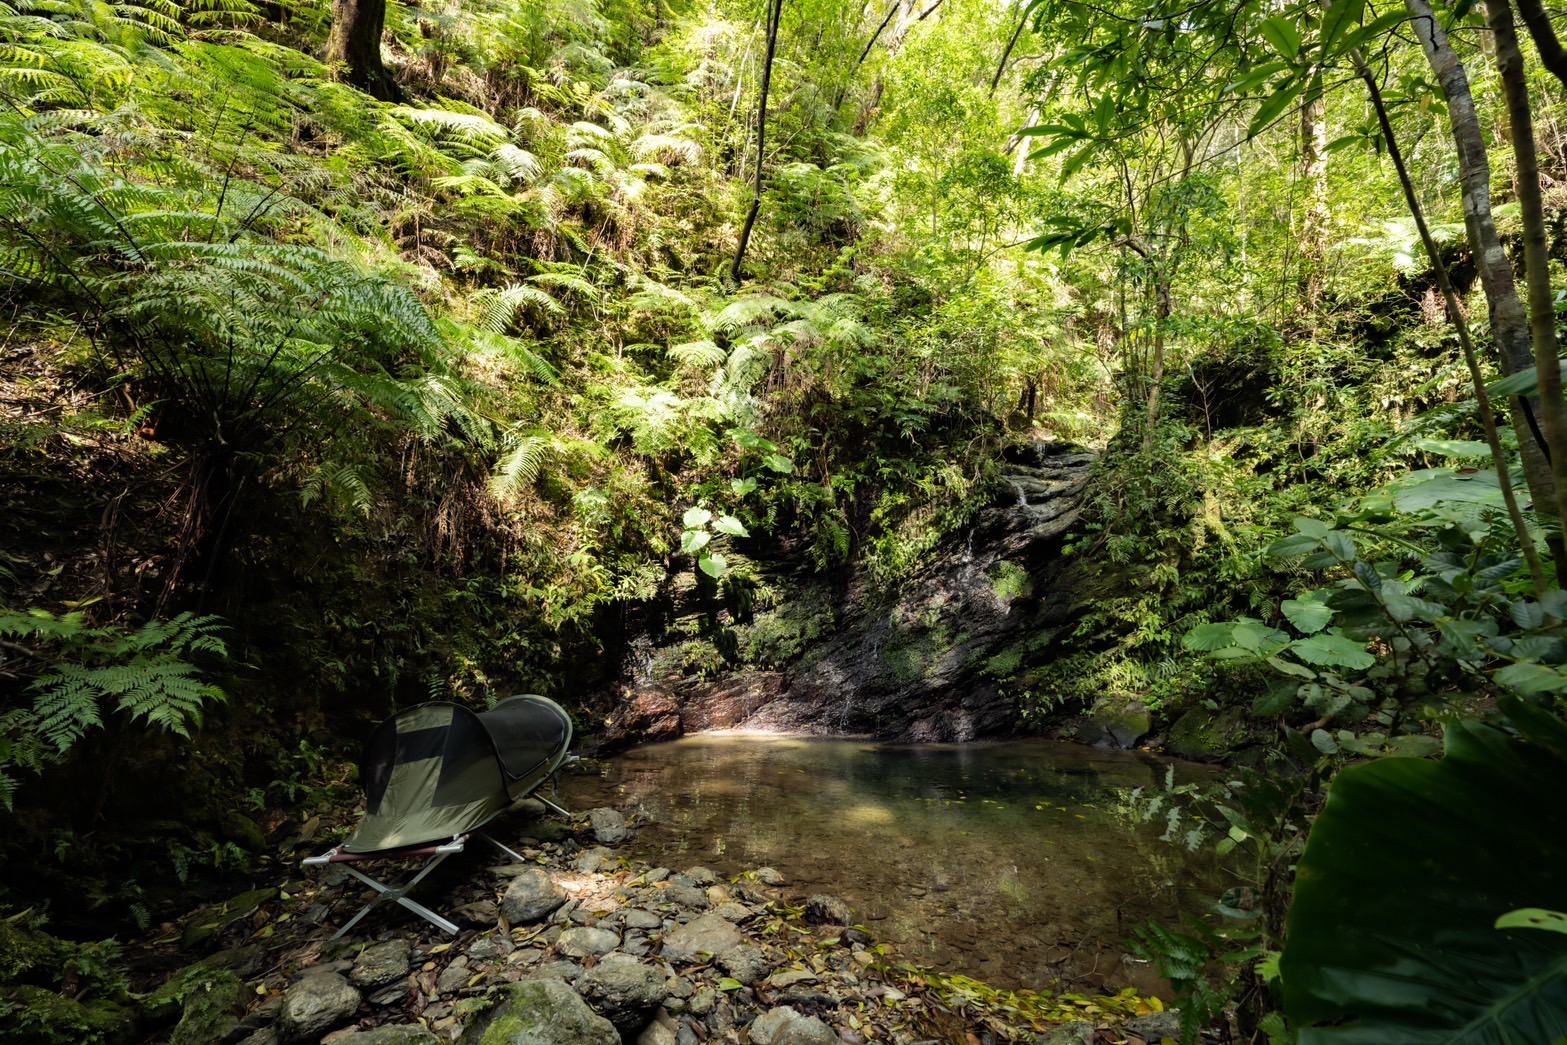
[342,695,572,854]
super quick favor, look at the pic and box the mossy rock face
[168,970,246,1045]
[180,888,276,950]
[1079,697,1151,748]
[460,979,617,1045]
[0,985,137,1045]
[0,920,67,983]
[1167,706,1251,760]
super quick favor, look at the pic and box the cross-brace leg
[305,838,467,941]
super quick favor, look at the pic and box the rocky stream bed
[17,799,1187,1045]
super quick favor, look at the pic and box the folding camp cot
[303,694,574,940]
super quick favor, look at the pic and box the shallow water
[557,734,1224,994]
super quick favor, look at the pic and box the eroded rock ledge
[601,442,1098,747]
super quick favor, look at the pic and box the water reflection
[559,735,1222,993]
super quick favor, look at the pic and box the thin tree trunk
[327,0,400,101]
[1515,0,1567,89]
[1406,0,1555,518]
[1348,39,1548,591]
[855,0,917,132]
[730,0,783,284]
[1298,69,1329,312]
[1488,0,1567,582]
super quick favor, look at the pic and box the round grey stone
[501,868,567,924]
[803,894,853,926]
[661,912,744,963]
[278,972,360,1043]
[754,868,786,886]
[587,808,631,845]
[349,940,411,989]
[682,867,715,886]
[557,926,620,958]
[716,944,770,986]
[747,1007,837,1045]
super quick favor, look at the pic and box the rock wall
[598,442,1097,747]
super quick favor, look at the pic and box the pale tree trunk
[327,0,400,101]
[1487,0,1567,579]
[730,0,783,284]
[1405,0,1556,518]
[1298,70,1329,312]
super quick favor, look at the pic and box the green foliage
[0,609,227,808]
[1281,700,1567,1043]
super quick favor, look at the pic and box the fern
[489,428,553,504]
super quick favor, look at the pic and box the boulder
[1124,1010,1182,1041]
[1167,706,1251,760]
[578,955,667,1034]
[556,927,620,958]
[746,1007,837,1045]
[588,808,631,845]
[169,969,246,1045]
[349,940,411,990]
[1078,697,1152,749]
[803,895,852,926]
[277,972,360,1043]
[660,913,744,963]
[501,868,567,924]
[458,979,617,1045]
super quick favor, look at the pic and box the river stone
[754,868,786,886]
[1035,1022,1095,1045]
[624,909,663,930]
[1124,1010,1182,1041]
[436,959,471,993]
[350,940,411,989]
[713,902,752,923]
[716,944,770,985]
[803,895,852,925]
[335,1027,441,1045]
[682,867,715,886]
[557,926,620,958]
[1080,696,1151,749]
[459,978,618,1045]
[502,868,567,924]
[575,847,618,873]
[169,969,246,1045]
[1167,706,1251,760]
[661,912,744,962]
[747,1007,836,1045]
[636,1010,680,1045]
[588,808,631,845]
[663,884,709,910]
[579,954,667,1034]
[278,972,360,1043]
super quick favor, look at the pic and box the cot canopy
[343,695,572,854]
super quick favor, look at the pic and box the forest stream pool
[555,735,1225,995]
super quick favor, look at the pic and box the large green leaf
[1281,708,1567,1043]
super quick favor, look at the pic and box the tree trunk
[1298,70,1329,313]
[327,0,400,102]
[730,0,784,284]
[855,0,917,133]
[1405,0,1555,517]
[1488,0,1567,580]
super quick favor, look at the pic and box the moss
[140,962,237,1024]
[1167,706,1251,760]
[0,985,136,1045]
[167,970,245,1045]
[179,887,276,950]
[0,919,66,984]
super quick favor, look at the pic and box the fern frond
[668,340,725,368]
[489,429,552,504]
[474,282,564,334]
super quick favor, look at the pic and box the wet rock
[661,912,745,963]
[350,940,412,989]
[755,868,786,886]
[602,687,683,749]
[277,972,360,1043]
[169,969,246,1045]
[557,926,620,958]
[1124,1010,1182,1041]
[459,978,618,1045]
[1079,696,1151,749]
[579,954,668,1034]
[804,895,853,926]
[335,1027,441,1045]
[747,1007,837,1045]
[716,945,770,985]
[1167,706,1251,760]
[588,808,631,845]
[501,868,567,924]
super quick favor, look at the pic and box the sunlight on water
[559,735,1223,993]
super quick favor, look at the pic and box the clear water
[557,734,1224,994]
